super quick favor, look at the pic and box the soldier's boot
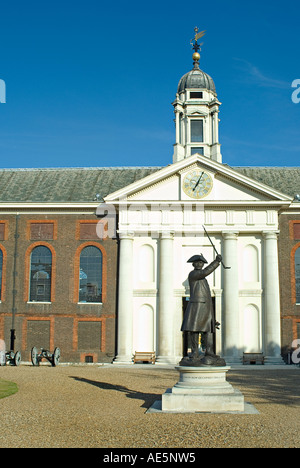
[189,332,200,360]
[203,332,218,357]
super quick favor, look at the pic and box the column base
[113,355,133,365]
[264,356,286,365]
[155,355,181,365]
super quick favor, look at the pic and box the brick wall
[278,213,300,361]
[0,212,118,363]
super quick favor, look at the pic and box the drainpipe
[10,213,19,351]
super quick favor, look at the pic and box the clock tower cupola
[172,28,222,163]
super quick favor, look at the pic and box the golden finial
[191,27,206,68]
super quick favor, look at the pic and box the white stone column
[263,231,283,363]
[175,110,180,144]
[213,289,223,356]
[156,232,176,364]
[222,231,240,361]
[114,232,134,364]
[182,116,186,149]
[213,111,219,144]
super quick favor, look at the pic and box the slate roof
[0,167,161,203]
[0,165,298,203]
[234,167,300,199]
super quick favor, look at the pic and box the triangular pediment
[104,155,292,205]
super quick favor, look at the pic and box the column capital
[211,288,223,297]
[160,231,175,240]
[222,231,239,240]
[118,230,135,240]
[262,231,279,240]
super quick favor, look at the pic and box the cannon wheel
[52,347,60,367]
[31,347,39,366]
[13,350,21,366]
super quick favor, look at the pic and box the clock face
[182,169,213,199]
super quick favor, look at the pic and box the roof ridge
[0,166,162,172]
[0,166,298,172]
[234,166,300,169]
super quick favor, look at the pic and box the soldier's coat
[181,260,220,333]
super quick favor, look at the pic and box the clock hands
[193,171,204,191]
[183,170,212,198]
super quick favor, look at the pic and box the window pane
[296,248,300,303]
[191,120,203,142]
[79,246,102,303]
[191,147,204,155]
[190,92,203,99]
[29,246,52,302]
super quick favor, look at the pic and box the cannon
[0,339,21,366]
[4,350,21,366]
[31,347,61,367]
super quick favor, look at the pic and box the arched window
[295,247,300,303]
[79,246,103,303]
[29,246,52,302]
[0,249,3,301]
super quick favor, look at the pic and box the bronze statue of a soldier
[181,253,226,367]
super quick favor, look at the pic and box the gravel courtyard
[0,364,299,448]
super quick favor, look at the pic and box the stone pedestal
[161,366,245,413]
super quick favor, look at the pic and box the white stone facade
[105,154,291,364]
[104,49,293,365]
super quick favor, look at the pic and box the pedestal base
[161,366,245,413]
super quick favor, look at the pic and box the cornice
[0,202,99,213]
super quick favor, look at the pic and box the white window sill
[77,302,103,305]
[27,301,52,304]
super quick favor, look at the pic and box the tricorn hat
[187,253,208,264]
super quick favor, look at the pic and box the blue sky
[0,0,299,169]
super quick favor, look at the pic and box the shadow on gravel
[228,371,300,407]
[70,376,161,409]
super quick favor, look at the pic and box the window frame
[74,242,107,304]
[25,242,56,303]
[78,245,103,304]
[29,245,52,303]
[190,91,203,99]
[190,119,204,143]
[190,147,204,156]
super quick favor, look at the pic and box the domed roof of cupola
[177,28,216,95]
[177,65,216,95]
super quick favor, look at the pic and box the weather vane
[190,27,206,51]
[190,27,206,67]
